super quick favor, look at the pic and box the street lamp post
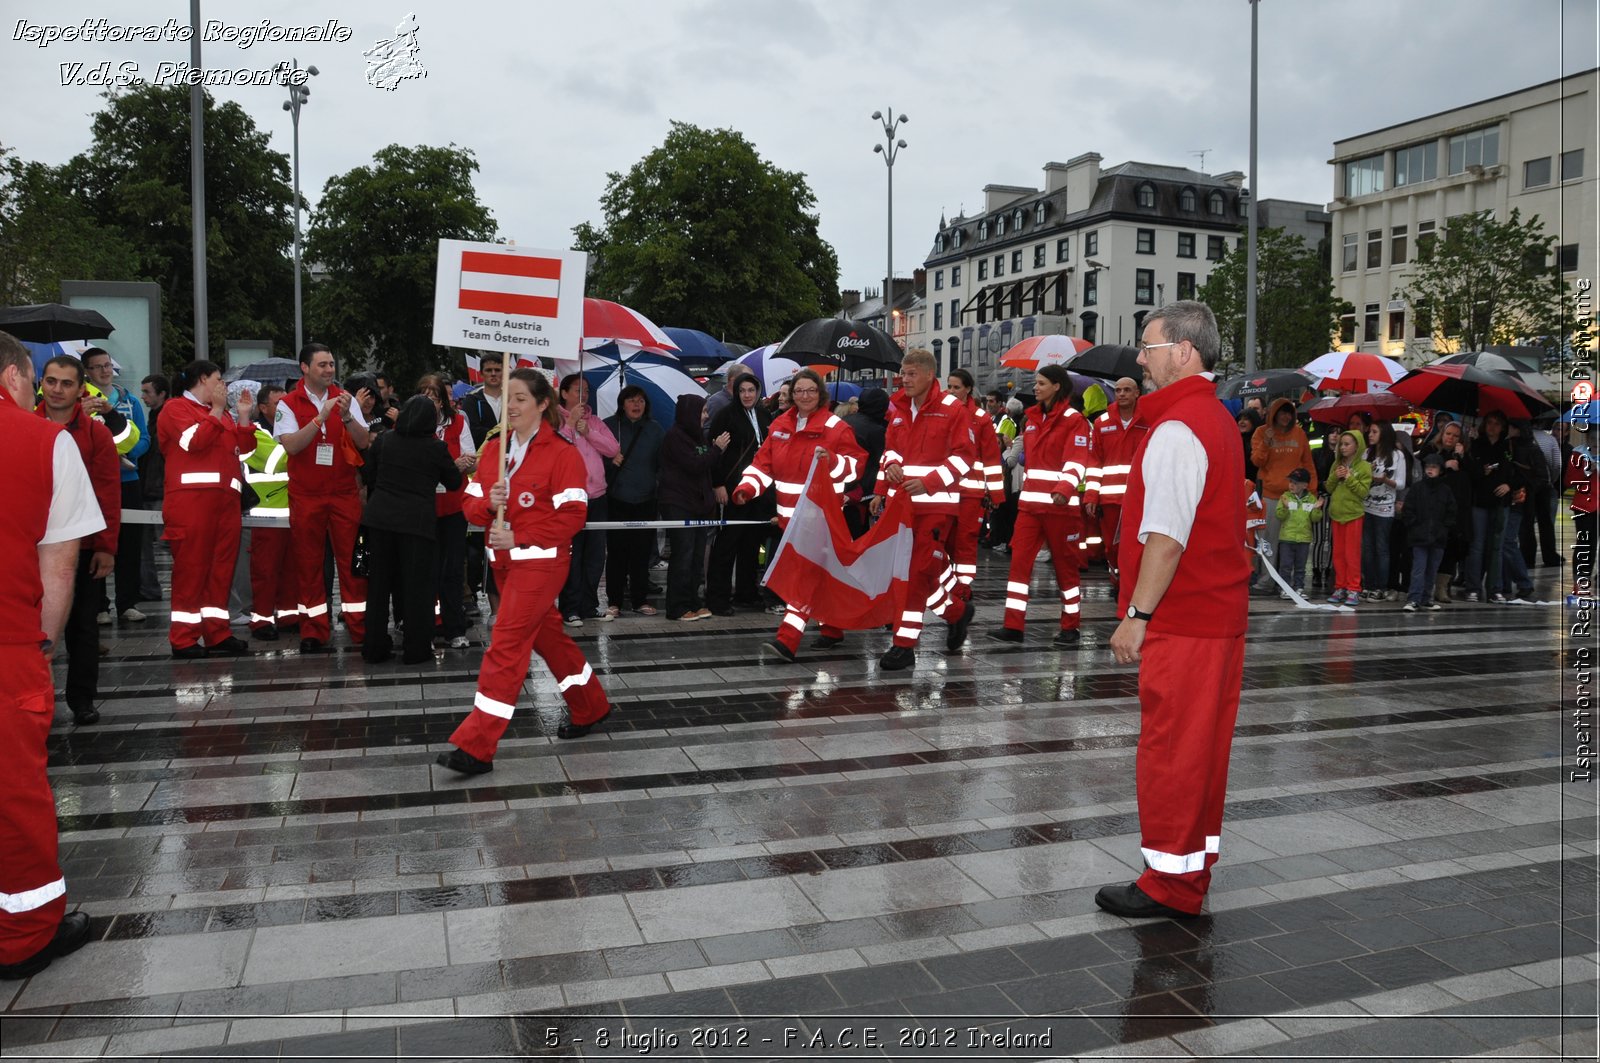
[872,109,907,353]
[279,58,318,354]
[1244,0,1260,373]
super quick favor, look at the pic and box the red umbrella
[999,334,1093,370]
[581,298,679,354]
[1386,364,1555,419]
[1300,351,1406,393]
[1305,392,1414,426]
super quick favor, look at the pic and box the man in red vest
[1100,302,1250,919]
[274,344,374,652]
[0,335,101,978]
[1083,376,1148,594]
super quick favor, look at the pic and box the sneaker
[1326,590,1346,605]
[1279,591,1294,600]
[119,607,148,622]
[1463,591,1481,603]
[604,605,621,619]
[1427,601,1442,611]
[1402,601,1418,612]
[635,603,658,616]
[564,615,583,628]
[448,636,470,649]
[96,611,111,626]
[1489,593,1508,604]
[765,603,787,615]
[693,608,713,620]
[1344,594,1359,607]
[675,611,701,622]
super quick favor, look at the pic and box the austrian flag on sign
[458,251,562,318]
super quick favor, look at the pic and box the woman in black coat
[360,395,462,663]
[658,393,729,620]
[705,374,774,615]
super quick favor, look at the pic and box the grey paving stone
[698,929,804,966]
[920,947,1034,990]
[602,940,708,978]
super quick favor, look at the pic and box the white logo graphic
[364,13,425,90]
[518,491,535,508]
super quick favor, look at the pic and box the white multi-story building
[1328,68,1597,361]
[914,153,1326,393]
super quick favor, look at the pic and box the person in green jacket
[1326,430,1372,605]
[242,423,298,640]
[1273,467,1322,597]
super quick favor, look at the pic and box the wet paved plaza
[3,550,1595,1061]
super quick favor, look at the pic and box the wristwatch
[1125,605,1154,621]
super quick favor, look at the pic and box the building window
[1035,202,1047,225]
[950,298,959,325]
[1085,230,1099,256]
[933,303,942,330]
[1177,271,1196,300]
[953,229,963,249]
[1413,303,1431,339]
[1135,268,1154,305]
[1179,187,1197,212]
[1562,149,1584,181]
[951,265,961,286]
[994,255,1005,277]
[1013,208,1025,230]
[934,234,945,253]
[1136,183,1156,208]
[1388,312,1405,342]
[1177,232,1195,258]
[1208,235,1227,262]
[1136,228,1155,254]
[950,337,962,367]
[1366,229,1382,269]
[1056,238,1070,263]
[1082,313,1098,344]
[1341,232,1358,272]
[1033,244,1045,269]
[1363,303,1380,344]
[1447,127,1499,174]
[977,260,987,280]
[1558,244,1579,273]
[1524,156,1552,188]
[1417,220,1436,258]
[1391,225,1407,265]
[996,215,1006,237]
[1340,313,1356,345]
[1393,142,1438,187]
[1011,250,1023,273]
[1344,154,1385,197]
[979,220,989,241]
[1084,270,1098,307]
[933,270,944,291]
[1208,191,1225,215]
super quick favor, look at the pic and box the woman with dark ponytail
[158,360,259,658]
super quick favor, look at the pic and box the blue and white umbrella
[661,328,734,375]
[575,346,702,431]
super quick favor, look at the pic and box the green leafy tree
[70,85,296,368]
[1395,208,1573,355]
[573,122,840,344]
[0,145,140,306]
[1199,227,1351,371]
[305,144,497,389]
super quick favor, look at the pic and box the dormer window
[1013,207,1025,230]
[1179,187,1197,212]
[1208,191,1225,215]
[1035,201,1047,225]
[979,220,989,241]
[996,215,1006,237]
[935,234,946,253]
[1136,183,1156,208]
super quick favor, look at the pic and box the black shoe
[557,706,612,740]
[986,626,1024,644]
[711,607,735,617]
[70,705,101,726]
[0,912,92,980]
[760,638,796,663]
[209,636,251,657]
[170,643,207,660]
[251,625,279,642]
[299,638,327,654]
[435,747,493,775]
[878,645,915,671]
[1053,628,1081,647]
[811,634,845,649]
[945,597,975,653]
[1093,882,1198,919]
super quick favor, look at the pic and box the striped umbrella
[999,334,1094,370]
[732,343,836,396]
[580,298,679,355]
[1300,352,1407,393]
[1387,364,1555,419]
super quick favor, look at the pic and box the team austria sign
[432,240,586,359]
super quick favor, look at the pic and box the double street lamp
[871,109,907,344]
[278,58,318,354]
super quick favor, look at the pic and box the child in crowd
[1326,430,1372,606]
[1402,452,1458,612]
[1274,467,1322,598]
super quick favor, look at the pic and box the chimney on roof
[912,268,926,295]
[841,289,861,311]
[1044,161,1071,194]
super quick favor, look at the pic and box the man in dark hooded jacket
[842,388,889,537]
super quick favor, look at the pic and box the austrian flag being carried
[431,240,586,358]
[457,251,562,319]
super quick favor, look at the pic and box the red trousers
[291,491,367,643]
[1003,509,1082,632]
[1332,517,1363,594]
[892,513,962,648]
[774,605,843,653]
[163,489,242,649]
[0,646,66,964]
[449,559,610,762]
[249,523,301,630]
[1134,630,1246,914]
[951,495,984,597]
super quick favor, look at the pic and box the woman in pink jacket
[557,373,619,625]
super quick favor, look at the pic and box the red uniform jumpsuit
[1083,403,1146,581]
[732,406,865,654]
[876,382,976,648]
[448,426,610,761]
[159,393,256,650]
[951,398,1006,598]
[1117,373,1250,914]
[1002,402,1094,635]
[279,380,367,643]
[0,396,81,965]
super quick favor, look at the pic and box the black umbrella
[1429,351,1557,392]
[1387,364,1555,419]
[224,358,302,387]
[1066,344,1141,381]
[775,318,902,371]
[1215,368,1315,400]
[0,303,114,343]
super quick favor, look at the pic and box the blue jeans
[1498,507,1532,595]
[1275,540,1310,590]
[1408,545,1444,605]
[1361,513,1393,592]
[1462,505,1506,597]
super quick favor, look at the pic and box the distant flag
[465,352,482,384]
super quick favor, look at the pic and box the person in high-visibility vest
[242,415,299,641]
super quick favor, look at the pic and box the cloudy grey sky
[4,0,1596,320]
